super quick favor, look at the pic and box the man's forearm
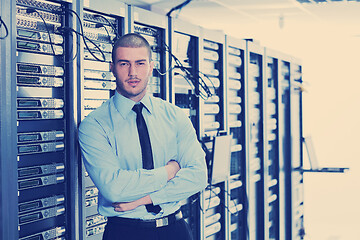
[113,195,152,212]
[113,160,180,212]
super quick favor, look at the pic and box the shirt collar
[113,91,153,119]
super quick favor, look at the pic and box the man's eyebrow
[117,59,130,63]
[116,59,147,63]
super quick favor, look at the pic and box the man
[78,33,207,240]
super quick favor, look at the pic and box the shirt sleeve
[78,116,168,203]
[149,109,208,205]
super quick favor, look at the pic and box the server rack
[225,35,247,240]
[245,40,265,240]
[277,55,304,240]
[169,17,202,240]
[199,28,227,240]
[279,56,291,240]
[264,49,282,240]
[13,0,74,239]
[169,18,200,129]
[77,1,127,239]
[128,6,168,101]
[289,60,304,240]
[0,0,18,239]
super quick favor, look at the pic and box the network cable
[93,14,118,44]
[0,16,9,39]
[166,0,193,18]
[162,41,214,99]
[95,23,112,44]
[57,26,104,61]
[62,8,106,62]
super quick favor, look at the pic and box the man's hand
[112,195,152,212]
[165,160,180,181]
[112,201,139,212]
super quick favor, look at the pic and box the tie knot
[132,103,144,115]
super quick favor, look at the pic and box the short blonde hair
[111,33,152,63]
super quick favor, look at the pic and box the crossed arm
[112,160,180,212]
[79,108,207,213]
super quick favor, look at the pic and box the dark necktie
[132,103,161,214]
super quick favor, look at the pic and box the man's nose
[128,64,137,77]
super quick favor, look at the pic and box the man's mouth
[127,79,140,87]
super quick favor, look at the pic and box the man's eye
[137,62,145,66]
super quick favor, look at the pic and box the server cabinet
[78,1,127,239]
[264,49,282,240]
[225,36,247,240]
[199,28,227,240]
[169,18,200,130]
[278,56,304,240]
[199,28,226,138]
[279,57,291,240]
[128,6,168,100]
[0,0,18,239]
[169,18,202,240]
[245,40,265,240]
[289,61,304,240]
[14,0,74,239]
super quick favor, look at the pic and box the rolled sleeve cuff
[148,167,169,205]
[149,190,165,206]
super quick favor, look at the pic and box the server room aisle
[256,23,360,240]
[300,34,360,240]
[226,18,360,240]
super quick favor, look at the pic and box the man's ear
[149,60,154,74]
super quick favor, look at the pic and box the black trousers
[102,217,194,240]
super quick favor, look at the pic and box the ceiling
[123,0,360,38]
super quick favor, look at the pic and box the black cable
[25,8,56,55]
[166,0,193,17]
[93,14,118,43]
[61,27,79,63]
[162,41,213,99]
[174,71,196,92]
[58,26,105,61]
[207,186,235,215]
[141,26,213,99]
[205,184,214,212]
[0,16,9,39]
[221,185,243,215]
[95,23,112,45]
[63,8,106,62]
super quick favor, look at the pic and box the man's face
[111,47,154,102]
